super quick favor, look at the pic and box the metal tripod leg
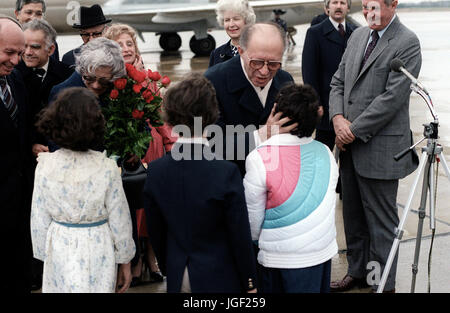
[439,151,450,184]
[376,150,428,293]
[410,151,434,292]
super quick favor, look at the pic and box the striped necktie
[0,76,18,127]
[361,31,379,69]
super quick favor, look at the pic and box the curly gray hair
[216,0,256,27]
[75,37,126,80]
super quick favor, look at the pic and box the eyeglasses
[82,75,112,87]
[80,29,104,39]
[248,59,282,71]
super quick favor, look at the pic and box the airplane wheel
[189,35,216,56]
[159,33,182,51]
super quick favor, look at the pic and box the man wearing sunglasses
[61,4,111,69]
[205,22,295,177]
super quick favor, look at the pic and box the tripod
[377,85,450,293]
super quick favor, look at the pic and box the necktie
[34,68,46,79]
[361,31,379,69]
[0,76,18,126]
[338,23,345,37]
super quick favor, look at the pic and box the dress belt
[53,219,108,228]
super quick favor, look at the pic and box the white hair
[75,37,126,80]
[216,0,256,27]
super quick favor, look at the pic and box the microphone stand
[377,83,450,293]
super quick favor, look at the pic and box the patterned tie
[34,68,46,80]
[230,43,239,57]
[0,76,18,126]
[338,23,345,37]
[361,31,379,69]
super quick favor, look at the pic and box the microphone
[390,58,428,94]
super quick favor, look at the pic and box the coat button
[348,100,353,105]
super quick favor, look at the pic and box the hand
[335,137,346,151]
[318,105,324,118]
[258,103,298,142]
[133,55,145,71]
[333,115,355,145]
[116,262,132,293]
[32,144,49,157]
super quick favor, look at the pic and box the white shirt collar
[176,137,210,146]
[329,17,346,32]
[240,56,273,108]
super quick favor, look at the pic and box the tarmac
[50,8,450,294]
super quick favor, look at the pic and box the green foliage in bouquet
[102,63,171,159]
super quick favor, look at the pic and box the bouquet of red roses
[102,63,171,159]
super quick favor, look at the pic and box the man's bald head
[0,16,25,76]
[239,22,286,51]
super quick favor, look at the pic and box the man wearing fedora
[61,4,111,68]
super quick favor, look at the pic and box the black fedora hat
[72,4,112,29]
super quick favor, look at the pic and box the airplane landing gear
[189,34,216,56]
[159,32,182,52]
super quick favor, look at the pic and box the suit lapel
[322,19,346,47]
[356,17,400,81]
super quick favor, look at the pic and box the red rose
[161,75,171,86]
[110,89,119,99]
[134,70,147,83]
[113,78,127,90]
[132,109,145,120]
[148,71,161,82]
[133,83,142,94]
[143,90,154,103]
[125,63,135,74]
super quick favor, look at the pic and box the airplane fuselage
[0,0,107,33]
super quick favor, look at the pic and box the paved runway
[55,8,450,294]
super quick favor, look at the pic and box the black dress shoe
[149,271,164,282]
[330,274,369,292]
[130,276,143,288]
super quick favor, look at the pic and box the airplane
[0,0,362,56]
[0,0,108,33]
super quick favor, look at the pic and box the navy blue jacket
[144,143,257,293]
[204,56,294,175]
[208,40,235,67]
[61,46,81,69]
[48,71,85,104]
[302,18,357,130]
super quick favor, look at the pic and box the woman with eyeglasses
[104,23,176,287]
[208,0,256,67]
[49,37,125,104]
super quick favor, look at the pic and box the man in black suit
[61,4,111,69]
[0,15,32,293]
[302,0,357,151]
[14,0,60,61]
[17,19,73,157]
[204,22,296,176]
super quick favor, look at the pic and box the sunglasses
[248,59,282,71]
[82,75,112,87]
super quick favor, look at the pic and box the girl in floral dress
[30,87,136,293]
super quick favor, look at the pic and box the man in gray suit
[328,0,421,292]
